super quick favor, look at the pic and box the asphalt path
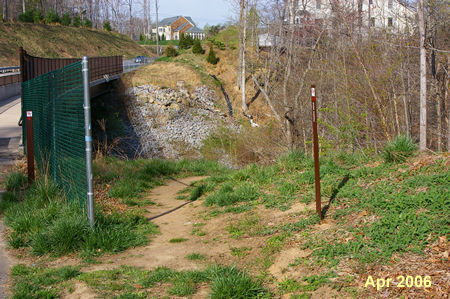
[0,96,21,298]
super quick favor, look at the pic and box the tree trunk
[3,0,8,21]
[241,0,248,113]
[155,0,159,54]
[418,0,427,151]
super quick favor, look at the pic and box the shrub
[206,45,219,64]
[33,10,44,24]
[72,15,82,27]
[165,45,178,57]
[139,33,145,41]
[103,20,112,31]
[192,39,205,54]
[60,13,71,26]
[382,135,417,163]
[18,10,34,23]
[84,18,92,28]
[45,8,59,24]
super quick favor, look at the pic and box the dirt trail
[85,176,230,273]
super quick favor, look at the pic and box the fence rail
[20,47,123,83]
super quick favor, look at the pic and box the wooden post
[26,111,35,184]
[311,85,322,219]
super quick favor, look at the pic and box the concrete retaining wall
[0,83,20,102]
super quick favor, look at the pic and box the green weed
[169,238,188,243]
[186,253,205,260]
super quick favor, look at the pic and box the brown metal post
[311,85,322,219]
[26,111,35,184]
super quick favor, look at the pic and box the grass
[79,265,268,298]
[2,171,26,192]
[382,135,417,163]
[10,264,80,298]
[169,238,188,243]
[186,253,205,260]
[199,150,449,269]
[0,23,149,66]
[94,157,227,201]
[1,176,158,258]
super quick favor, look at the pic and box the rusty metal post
[311,85,322,219]
[26,111,35,184]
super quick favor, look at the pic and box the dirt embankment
[0,23,150,66]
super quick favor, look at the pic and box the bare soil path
[85,176,230,272]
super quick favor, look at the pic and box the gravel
[124,85,236,159]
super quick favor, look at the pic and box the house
[287,0,415,33]
[153,16,206,41]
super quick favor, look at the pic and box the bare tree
[240,0,248,113]
[418,0,427,151]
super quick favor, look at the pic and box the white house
[152,16,206,41]
[288,0,415,33]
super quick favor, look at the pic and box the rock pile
[124,85,233,159]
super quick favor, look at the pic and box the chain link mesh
[22,61,87,205]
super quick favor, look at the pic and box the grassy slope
[3,152,448,298]
[0,23,150,66]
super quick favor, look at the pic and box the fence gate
[22,61,88,206]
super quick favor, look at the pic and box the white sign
[311,88,316,97]
[26,111,32,117]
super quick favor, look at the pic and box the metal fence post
[26,111,35,184]
[82,56,95,227]
[311,85,322,220]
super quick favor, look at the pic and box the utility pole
[418,0,427,151]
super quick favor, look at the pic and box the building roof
[174,22,191,32]
[159,16,180,26]
[186,26,204,33]
[159,16,197,27]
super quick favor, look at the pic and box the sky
[151,0,236,28]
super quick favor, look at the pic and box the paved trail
[0,96,21,298]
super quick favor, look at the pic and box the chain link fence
[22,61,87,204]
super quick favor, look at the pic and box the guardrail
[0,73,20,86]
[0,66,20,74]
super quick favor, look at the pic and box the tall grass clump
[208,265,269,299]
[2,177,158,257]
[382,135,417,163]
[3,171,27,192]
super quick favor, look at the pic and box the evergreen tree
[72,15,82,27]
[45,8,59,24]
[103,21,112,31]
[192,39,205,54]
[206,45,219,64]
[60,13,71,26]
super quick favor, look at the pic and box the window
[370,17,375,27]
[369,0,373,5]
[388,17,393,27]
[316,0,322,9]
[388,0,393,9]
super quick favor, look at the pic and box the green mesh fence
[22,61,87,205]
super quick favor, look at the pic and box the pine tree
[192,39,205,54]
[206,45,218,64]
